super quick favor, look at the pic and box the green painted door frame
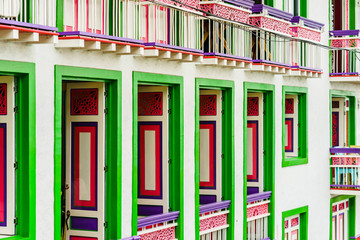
[329,195,356,240]
[54,65,122,240]
[0,60,36,240]
[243,82,275,240]
[132,72,184,239]
[194,78,235,240]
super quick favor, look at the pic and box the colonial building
[0,0,358,239]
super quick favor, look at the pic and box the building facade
[0,0,359,239]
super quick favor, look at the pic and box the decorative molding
[290,26,321,42]
[199,213,227,232]
[199,200,231,214]
[291,16,324,30]
[329,30,360,37]
[330,148,360,154]
[330,38,360,48]
[247,202,268,218]
[332,157,360,165]
[139,226,176,240]
[249,15,290,35]
[223,0,254,9]
[137,211,180,228]
[200,3,250,24]
[247,191,272,203]
[251,4,293,21]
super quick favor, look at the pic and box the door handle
[65,210,70,230]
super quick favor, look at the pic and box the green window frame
[54,65,122,240]
[243,82,275,240]
[0,60,36,240]
[329,90,356,147]
[282,206,308,240]
[132,72,184,239]
[282,86,308,167]
[329,195,356,240]
[194,78,235,240]
[282,0,307,17]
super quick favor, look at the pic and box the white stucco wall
[0,0,359,238]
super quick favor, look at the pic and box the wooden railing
[199,200,231,240]
[330,148,360,195]
[247,191,271,240]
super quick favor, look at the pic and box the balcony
[330,148,360,196]
[199,200,231,239]
[137,211,179,240]
[329,30,360,83]
[248,5,293,73]
[0,0,58,43]
[247,191,271,239]
[287,16,324,77]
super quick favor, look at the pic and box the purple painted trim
[58,31,144,44]
[247,191,272,203]
[200,195,217,204]
[251,4,293,21]
[204,52,252,61]
[199,200,231,214]
[247,187,259,195]
[138,205,163,216]
[285,118,293,153]
[0,124,7,227]
[329,72,359,76]
[143,42,203,54]
[350,234,360,239]
[329,30,360,37]
[120,237,141,240]
[261,238,271,240]
[291,65,323,72]
[330,184,360,188]
[70,216,98,231]
[290,16,324,30]
[137,211,180,228]
[330,148,360,154]
[222,0,254,9]
[71,122,98,211]
[200,121,216,190]
[138,121,163,200]
[247,120,259,182]
[252,59,292,68]
[0,18,58,31]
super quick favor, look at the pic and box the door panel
[138,86,169,216]
[0,76,15,235]
[65,82,105,240]
[332,98,345,147]
[199,90,222,204]
[247,93,263,195]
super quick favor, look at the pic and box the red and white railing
[247,191,271,240]
[137,211,179,240]
[199,200,230,240]
[330,148,360,195]
[0,0,56,26]
[329,30,360,78]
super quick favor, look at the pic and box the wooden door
[64,82,106,240]
[247,93,264,195]
[285,95,298,158]
[199,90,222,204]
[0,76,15,236]
[137,86,169,216]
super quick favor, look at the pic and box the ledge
[0,18,57,32]
[144,42,203,54]
[330,72,359,76]
[331,184,360,188]
[291,16,324,30]
[292,66,322,73]
[137,211,180,228]
[223,0,254,9]
[329,30,360,37]
[330,147,360,154]
[204,52,252,61]
[120,237,141,240]
[199,200,231,214]
[251,4,293,21]
[58,31,144,44]
[253,59,291,68]
[247,191,272,203]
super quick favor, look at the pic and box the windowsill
[282,157,308,167]
[0,236,30,240]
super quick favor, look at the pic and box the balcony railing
[330,148,360,195]
[199,200,231,240]
[247,191,271,240]
[137,211,179,240]
[329,30,360,82]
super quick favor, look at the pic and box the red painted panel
[74,126,97,209]
[138,92,163,116]
[200,95,216,116]
[71,89,99,115]
[247,97,259,116]
[285,119,293,152]
[0,84,7,115]
[247,122,258,181]
[139,124,162,197]
[0,126,5,224]
[199,123,215,188]
[285,98,294,114]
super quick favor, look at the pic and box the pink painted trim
[247,122,258,181]
[199,213,227,232]
[199,123,215,188]
[247,202,268,218]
